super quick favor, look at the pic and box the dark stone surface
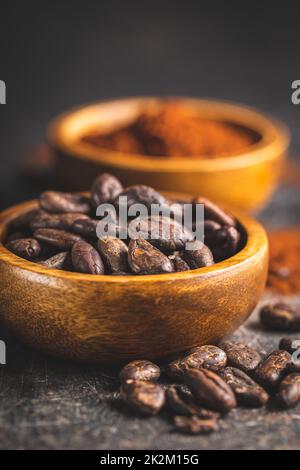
[0,285,300,450]
[1,0,300,450]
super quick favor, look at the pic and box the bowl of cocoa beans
[0,172,268,363]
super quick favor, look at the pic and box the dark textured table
[1,0,300,450]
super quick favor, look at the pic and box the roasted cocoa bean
[279,338,300,372]
[128,216,193,253]
[39,191,91,214]
[205,226,241,261]
[276,373,300,409]
[10,208,41,231]
[34,228,83,250]
[204,220,222,234]
[166,385,219,419]
[6,231,29,243]
[97,236,129,274]
[219,367,269,407]
[254,350,291,391]
[185,368,237,414]
[115,185,167,211]
[119,360,160,383]
[173,415,218,435]
[120,379,165,415]
[39,251,70,270]
[72,218,98,238]
[71,241,105,274]
[128,239,174,274]
[182,244,214,269]
[6,238,41,260]
[91,172,123,209]
[30,212,89,231]
[169,254,190,272]
[260,303,300,332]
[185,346,227,371]
[219,341,262,373]
[168,345,227,380]
[193,196,236,227]
[289,355,300,373]
[279,337,300,354]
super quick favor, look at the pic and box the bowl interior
[0,195,255,284]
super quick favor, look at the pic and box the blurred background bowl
[49,97,290,212]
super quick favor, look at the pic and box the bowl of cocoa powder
[49,97,289,211]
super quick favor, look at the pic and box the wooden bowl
[0,198,268,364]
[49,97,290,212]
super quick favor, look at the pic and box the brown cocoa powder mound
[267,227,300,295]
[80,102,255,158]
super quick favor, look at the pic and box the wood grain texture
[0,199,268,364]
[49,97,290,210]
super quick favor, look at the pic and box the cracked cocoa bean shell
[219,367,269,407]
[120,379,165,416]
[219,341,262,373]
[119,360,160,383]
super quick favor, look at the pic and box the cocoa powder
[267,227,300,295]
[81,101,256,158]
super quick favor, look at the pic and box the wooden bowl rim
[0,199,268,284]
[48,96,290,172]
